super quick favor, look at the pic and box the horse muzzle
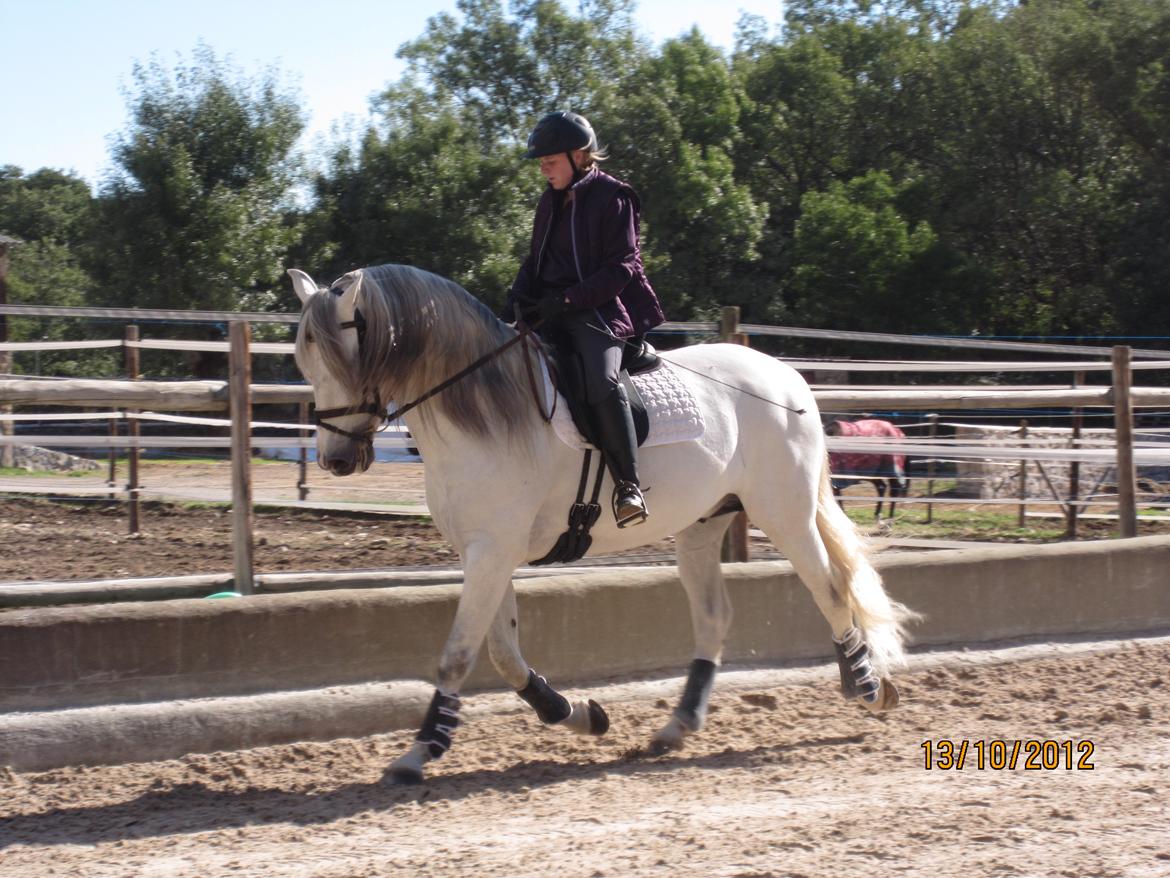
[319,435,374,476]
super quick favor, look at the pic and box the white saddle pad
[545,359,705,450]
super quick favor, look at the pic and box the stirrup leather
[613,481,648,528]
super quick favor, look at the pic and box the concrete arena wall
[3,536,1168,715]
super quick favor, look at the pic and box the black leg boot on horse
[591,384,648,527]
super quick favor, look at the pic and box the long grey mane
[299,264,541,438]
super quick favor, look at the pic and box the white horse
[288,263,916,785]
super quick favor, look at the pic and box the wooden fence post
[719,307,749,563]
[925,413,938,523]
[1017,419,1028,528]
[297,401,310,502]
[124,325,141,534]
[1066,370,1084,539]
[0,237,13,469]
[229,321,256,594]
[1112,346,1138,538]
[107,415,118,503]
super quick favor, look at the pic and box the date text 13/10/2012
[922,739,1095,771]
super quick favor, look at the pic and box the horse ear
[287,269,318,304]
[333,272,361,318]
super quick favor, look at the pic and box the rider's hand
[538,294,568,321]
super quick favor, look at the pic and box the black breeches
[543,309,624,405]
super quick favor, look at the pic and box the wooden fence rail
[5,378,1170,412]
[2,328,1166,577]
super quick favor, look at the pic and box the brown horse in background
[826,419,909,520]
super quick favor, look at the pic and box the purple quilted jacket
[506,168,664,338]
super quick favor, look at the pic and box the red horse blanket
[828,419,907,478]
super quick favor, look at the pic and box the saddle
[550,337,661,449]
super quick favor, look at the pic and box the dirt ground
[5,459,1169,583]
[0,497,461,582]
[0,461,781,582]
[1,635,1168,877]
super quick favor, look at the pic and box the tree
[307,90,534,304]
[92,45,306,318]
[789,171,943,332]
[609,30,767,319]
[397,0,641,144]
[734,13,938,327]
[0,167,107,375]
[309,0,648,312]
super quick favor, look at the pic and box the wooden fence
[3,304,1170,576]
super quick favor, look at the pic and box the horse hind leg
[744,469,908,714]
[488,583,609,737]
[778,520,900,713]
[890,466,908,519]
[649,513,735,754]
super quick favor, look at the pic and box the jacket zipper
[570,189,615,336]
[534,207,554,278]
[570,196,583,282]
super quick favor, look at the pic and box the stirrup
[613,481,648,528]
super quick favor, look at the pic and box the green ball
[205,591,243,600]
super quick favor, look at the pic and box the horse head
[289,268,380,476]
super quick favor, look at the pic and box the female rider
[502,111,664,528]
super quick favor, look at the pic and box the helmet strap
[566,151,584,185]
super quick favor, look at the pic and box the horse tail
[814,454,918,677]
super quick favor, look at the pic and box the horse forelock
[353,264,539,438]
[297,287,361,391]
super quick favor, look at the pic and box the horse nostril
[329,458,356,477]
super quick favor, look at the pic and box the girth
[529,448,607,566]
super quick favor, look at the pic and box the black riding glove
[538,294,568,321]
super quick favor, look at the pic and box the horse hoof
[386,766,425,786]
[862,678,900,713]
[587,699,610,736]
[647,737,677,757]
[650,730,683,758]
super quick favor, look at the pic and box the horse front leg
[487,582,610,736]
[387,539,518,785]
[650,515,734,754]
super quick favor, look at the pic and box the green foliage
[92,45,306,317]
[790,171,937,330]
[0,167,115,376]
[610,30,767,318]
[397,0,641,142]
[0,166,94,244]
[9,0,1170,360]
[305,90,534,308]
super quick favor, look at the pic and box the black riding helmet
[523,111,598,158]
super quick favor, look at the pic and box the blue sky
[1,0,783,190]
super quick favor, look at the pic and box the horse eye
[303,331,315,345]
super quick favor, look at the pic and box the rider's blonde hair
[574,146,608,170]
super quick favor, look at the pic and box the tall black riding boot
[591,385,648,528]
